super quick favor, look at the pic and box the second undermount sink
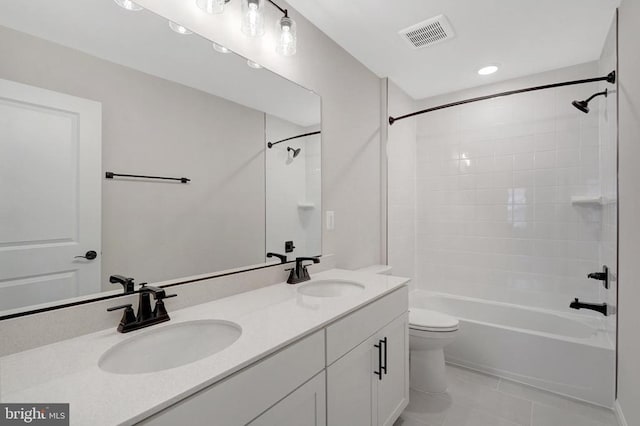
[99,320,242,375]
[297,279,365,298]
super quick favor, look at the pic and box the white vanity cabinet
[249,371,326,426]
[140,331,326,426]
[326,288,409,426]
[140,286,408,426]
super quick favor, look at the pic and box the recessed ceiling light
[169,21,193,35]
[212,42,230,54]
[247,59,262,69]
[478,65,499,75]
[113,0,143,11]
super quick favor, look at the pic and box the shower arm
[267,131,321,148]
[388,71,616,125]
[584,89,608,103]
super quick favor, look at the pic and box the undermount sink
[297,279,365,298]
[99,320,242,375]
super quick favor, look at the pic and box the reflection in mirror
[266,118,322,261]
[0,0,321,316]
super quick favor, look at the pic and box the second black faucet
[287,257,320,284]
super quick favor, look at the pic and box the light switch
[326,211,335,230]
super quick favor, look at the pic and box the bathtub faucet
[569,298,608,316]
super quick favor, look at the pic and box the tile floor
[395,364,619,426]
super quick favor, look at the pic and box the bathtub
[410,290,615,407]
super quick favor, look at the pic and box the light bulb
[196,0,226,14]
[276,16,297,56]
[241,0,265,38]
[247,59,263,69]
[114,0,143,11]
[213,42,230,54]
[169,21,193,35]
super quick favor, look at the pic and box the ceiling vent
[398,15,455,49]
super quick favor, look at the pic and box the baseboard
[614,400,628,426]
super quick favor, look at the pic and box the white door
[0,78,101,312]
[327,335,377,426]
[377,314,410,426]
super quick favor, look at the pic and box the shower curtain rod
[388,71,616,125]
[267,130,321,148]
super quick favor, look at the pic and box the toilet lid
[409,308,459,332]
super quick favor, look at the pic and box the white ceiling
[0,0,320,126]
[287,0,620,99]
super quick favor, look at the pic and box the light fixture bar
[266,0,288,17]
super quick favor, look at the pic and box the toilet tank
[357,264,393,275]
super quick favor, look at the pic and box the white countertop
[0,269,409,425]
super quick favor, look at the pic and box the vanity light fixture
[196,0,230,14]
[169,21,193,35]
[113,0,143,11]
[213,42,230,53]
[276,16,297,56]
[478,65,499,75]
[241,0,265,37]
[193,0,298,56]
[247,59,263,69]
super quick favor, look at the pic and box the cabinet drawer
[139,331,325,426]
[326,286,408,365]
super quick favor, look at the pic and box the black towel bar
[105,172,190,184]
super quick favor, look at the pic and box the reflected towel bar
[105,172,190,184]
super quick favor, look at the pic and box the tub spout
[570,298,608,316]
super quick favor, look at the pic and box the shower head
[572,100,590,114]
[287,147,301,158]
[572,89,608,114]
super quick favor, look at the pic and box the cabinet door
[249,372,326,426]
[376,313,409,426]
[140,332,324,426]
[327,335,377,426]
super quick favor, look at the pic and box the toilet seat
[409,308,459,332]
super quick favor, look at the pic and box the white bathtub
[411,290,615,407]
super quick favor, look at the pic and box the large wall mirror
[0,0,321,317]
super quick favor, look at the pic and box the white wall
[616,1,640,424]
[134,0,383,270]
[386,80,416,280]
[411,63,608,313]
[0,26,266,289]
[265,115,321,259]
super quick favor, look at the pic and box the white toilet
[356,265,460,393]
[408,308,459,393]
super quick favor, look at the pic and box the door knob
[75,250,97,260]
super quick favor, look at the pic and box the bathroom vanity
[0,270,409,426]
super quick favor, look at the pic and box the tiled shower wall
[413,62,607,313]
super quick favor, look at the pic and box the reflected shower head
[572,89,608,114]
[287,147,301,158]
[572,100,590,114]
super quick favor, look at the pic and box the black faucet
[107,283,177,333]
[267,252,288,264]
[287,257,320,284]
[569,298,608,316]
[109,274,136,294]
